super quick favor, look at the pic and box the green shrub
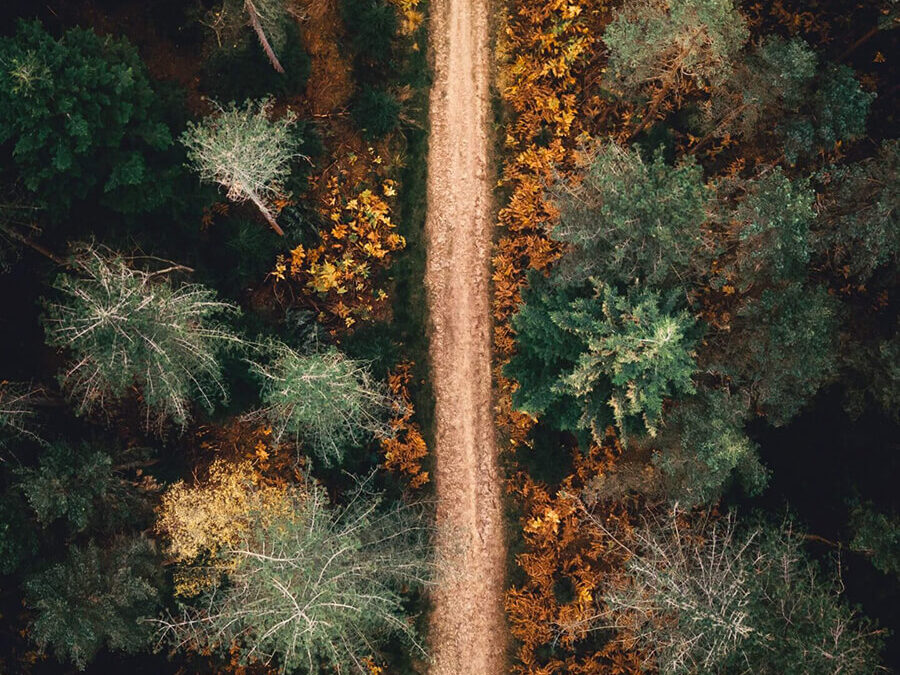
[352,85,401,139]
[0,20,179,218]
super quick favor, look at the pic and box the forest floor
[424,0,506,668]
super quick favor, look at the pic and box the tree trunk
[0,223,66,265]
[245,0,286,74]
[246,190,286,236]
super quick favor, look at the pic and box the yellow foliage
[156,459,297,596]
[275,152,406,330]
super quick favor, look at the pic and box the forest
[0,0,896,673]
[0,0,432,673]
[494,0,899,672]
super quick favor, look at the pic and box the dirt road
[424,0,506,668]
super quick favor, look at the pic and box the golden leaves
[156,459,298,596]
[493,0,649,670]
[276,155,406,330]
[380,362,430,489]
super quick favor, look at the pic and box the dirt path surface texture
[424,0,506,668]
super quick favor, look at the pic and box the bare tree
[181,99,302,236]
[600,507,758,673]
[588,504,886,674]
[41,244,244,431]
[248,343,396,465]
[154,475,432,673]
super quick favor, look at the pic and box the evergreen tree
[181,99,301,236]
[551,143,708,288]
[507,276,697,442]
[780,64,875,164]
[505,274,587,433]
[0,21,177,217]
[653,390,767,505]
[241,0,291,73]
[850,501,900,580]
[157,477,431,672]
[699,37,817,144]
[41,245,243,431]
[251,344,394,465]
[694,37,872,163]
[842,319,900,423]
[566,284,697,439]
[729,283,839,425]
[603,0,748,110]
[815,139,899,282]
[352,85,402,139]
[0,488,38,575]
[726,168,816,288]
[25,537,160,670]
[341,0,398,70]
[16,440,119,532]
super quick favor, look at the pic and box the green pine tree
[25,536,160,670]
[0,20,178,217]
[551,143,708,289]
[507,276,697,442]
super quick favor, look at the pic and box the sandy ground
[424,0,507,669]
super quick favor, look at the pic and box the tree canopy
[601,509,885,675]
[41,245,243,430]
[0,21,177,217]
[507,276,697,442]
[551,143,708,289]
[181,99,301,235]
[251,344,395,465]
[156,467,431,672]
[25,537,160,670]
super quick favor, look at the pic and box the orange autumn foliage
[493,0,649,671]
[492,0,613,451]
[193,419,304,485]
[506,438,645,674]
[381,362,430,489]
[273,155,405,329]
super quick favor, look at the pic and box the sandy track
[424,0,506,668]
